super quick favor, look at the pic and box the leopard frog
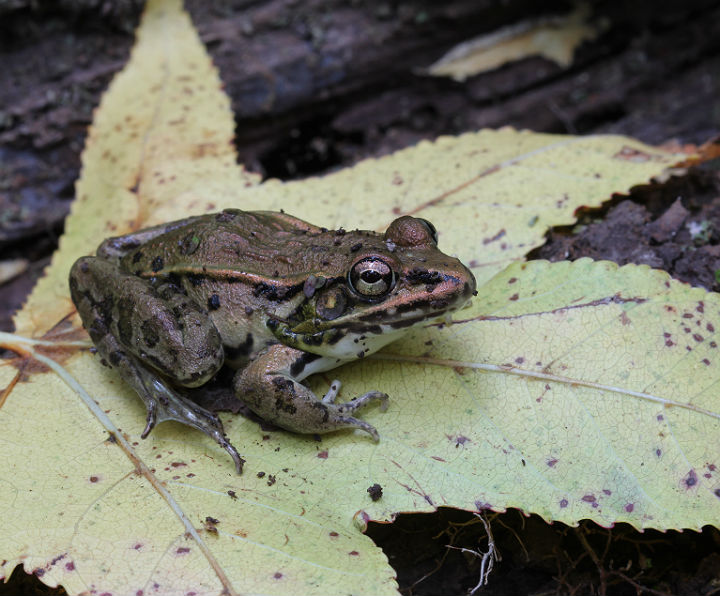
[69,209,476,473]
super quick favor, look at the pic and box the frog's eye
[349,257,395,299]
[418,219,438,244]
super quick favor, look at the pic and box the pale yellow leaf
[0,0,706,595]
[426,4,607,81]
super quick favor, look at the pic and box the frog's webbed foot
[321,380,388,441]
[139,372,245,473]
[98,343,244,473]
[234,344,389,441]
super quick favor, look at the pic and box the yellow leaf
[426,4,607,81]
[0,0,705,595]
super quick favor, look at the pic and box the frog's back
[118,209,345,280]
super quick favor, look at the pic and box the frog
[69,209,476,473]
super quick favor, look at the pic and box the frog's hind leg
[234,344,388,440]
[70,257,245,473]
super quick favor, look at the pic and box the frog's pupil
[362,271,381,283]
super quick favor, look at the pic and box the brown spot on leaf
[176,547,190,555]
[89,476,100,483]
[273,572,284,579]
[317,450,328,459]
[559,499,568,508]
[509,293,519,301]
[683,469,698,489]
[582,494,596,503]
[547,458,559,467]
[349,551,360,556]
[625,503,634,512]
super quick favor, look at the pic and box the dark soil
[1,1,719,594]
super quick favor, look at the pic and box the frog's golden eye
[349,257,395,299]
[418,218,438,244]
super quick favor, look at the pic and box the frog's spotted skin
[70,209,476,473]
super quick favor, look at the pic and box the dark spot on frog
[350,242,362,252]
[302,332,324,346]
[290,352,320,377]
[186,273,204,287]
[406,268,443,284]
[225,333,254,361]
[253,282,303,302]
[108,350,124,366]
[325,330,345,344]
[88,317,109,343]
[141,319,160,348]
[151,256,164,272]
[367,483,383,501]
[132,251,143,264]
[311,400,330,422]
[208,294,221,311]
[114,303,134,345]
[266,318,278,331]
[245,306,254,316]
[272,378,298,414]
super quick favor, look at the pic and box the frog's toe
[335,416,381,441]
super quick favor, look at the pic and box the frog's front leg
[70,257,245,473]
[234,344,388,439]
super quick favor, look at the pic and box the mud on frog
[69,209,476,473]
